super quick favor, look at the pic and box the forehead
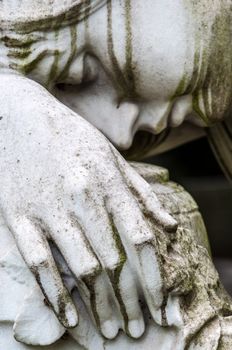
[128,0,194,99]
[90,0,227,102]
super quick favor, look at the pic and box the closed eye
[56,54,100,93]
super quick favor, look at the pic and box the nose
[106,102,139,150]
[135,101,171,135]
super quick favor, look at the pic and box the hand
[0,74,177,340]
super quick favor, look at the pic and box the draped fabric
[0,0,107,32]
[208,115,232,182]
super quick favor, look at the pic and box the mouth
[121,95,195,160]
[121,129,170,160]
[169,95,193,128]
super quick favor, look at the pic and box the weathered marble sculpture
[2,163,232,349]
[0,0,232,349]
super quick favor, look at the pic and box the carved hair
[0,1,107,79]
[0,0,106,33]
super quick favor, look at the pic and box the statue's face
[56,0,232,150]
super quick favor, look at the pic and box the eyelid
[82,54,99,83]
[59,54,85,85]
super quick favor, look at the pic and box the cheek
[54,74,139,150]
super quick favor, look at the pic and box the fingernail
[128,319,145,338]
[101,320,119,340]
[164,215,178,233]
[151,308,162,326]
[63,302,78,328]
[166,222,178,233]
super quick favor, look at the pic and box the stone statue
[0,0,232,349]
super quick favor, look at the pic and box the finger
[47,212,120,339]
[69,288,106,350]
[49,249,107,349]
[74,271,120,340]
[113,152,177,232]
[116,261,145,338]
[72,198,124,337]
[130,174,177,232]
[92,272,120,339]
[74,196,144,337]
[9,215,78,328]
[106,188,164,324]
[73,194,123,271]
[47,213,101,280]
[78,269,142,340]
[129,161,169,182]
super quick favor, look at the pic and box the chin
[121,130,167,160]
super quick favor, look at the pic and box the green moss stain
[124,0,137,99]
[3,31,49,76]
[7,48,32,60]
[161,294,168,327]
[172,74,188,99]
[107,213,130,335]
[47,49,60,85]
[2,35,37,48]
[191,45,212,125]
[192,90,211,125]
[83,273,101,330]
[58,25,78,82]
[3,34,37,72]
[30,263,76,327]
[173,34,202,100]
[10,50,47,74]
[186,1,232,124]
[83,0,91,32]
[57,292,77,328]
[46,30,61,86]
[172,24,212,126]
[203,8,232,122]
[107,0,129,100]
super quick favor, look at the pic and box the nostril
[107,102,140,150]
[118,101,140,123]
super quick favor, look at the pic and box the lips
[169,95,193,128]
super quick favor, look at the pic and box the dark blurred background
[146,136,232,295]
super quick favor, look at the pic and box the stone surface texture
[2,163,232,349]
[0,0,232,349]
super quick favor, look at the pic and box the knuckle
[63,170,92,195]
[106,256,127,277]
[78,260,101,280]
[73,183,93,202]
[134,237,155,251]
[28,251,50,269]
[131,228,154,245]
